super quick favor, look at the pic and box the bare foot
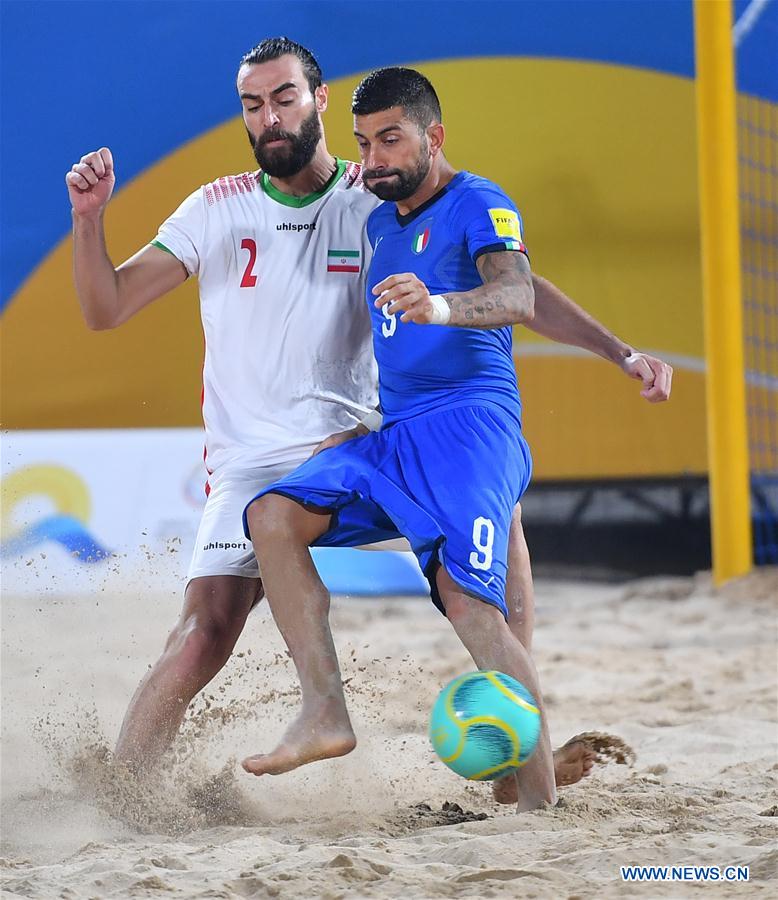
[241,702,356,777]
[553,735,596,786]
[563,730,636,768]
[492,735,597,804]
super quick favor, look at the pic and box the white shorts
[186,460,413,585]
[186,461,304,583]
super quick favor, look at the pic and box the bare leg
[114,574,261,772]
[241,494,356,777]
[437,566,557,812]
[498,504,595,801]
[505,502,535,651]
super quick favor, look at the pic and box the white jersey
[154,159,382,475]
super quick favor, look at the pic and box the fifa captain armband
[359,409,383,432]
[428,294,451,325]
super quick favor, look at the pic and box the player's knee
[441,591,479,627]
[245,493,296,544]
[166,614,236,673]
[246,492,328,546]
[444,591,505,632]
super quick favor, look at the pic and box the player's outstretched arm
[66,148,187,330]
[529,274,672,402]
[372,251,534,329]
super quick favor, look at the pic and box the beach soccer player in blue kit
[241,67,580,810]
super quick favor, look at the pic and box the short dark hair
[239,37,322,94]
[352,67,442,130]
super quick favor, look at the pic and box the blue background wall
[1,0,775,481]
[3,0,775,309]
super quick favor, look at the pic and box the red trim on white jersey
[344,162,365,188]
[205,172,259,205]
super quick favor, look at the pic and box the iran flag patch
[327,249,361,273]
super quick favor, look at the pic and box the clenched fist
[373,272,446,324]
[65,147,115,217]
[621,351,673,403]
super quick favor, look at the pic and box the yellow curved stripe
[470,759,521,782]
[483,671,539,715]
[437,738,463,765]
[438,714,521,766]
[1,465,90,538]
[439,674,471,763]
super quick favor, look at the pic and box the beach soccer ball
[429,671,541,780]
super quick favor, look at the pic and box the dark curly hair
[240,37,322,94]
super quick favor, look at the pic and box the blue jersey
[366,171,528,428]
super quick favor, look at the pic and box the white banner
[1,429,427,597]
[1,429,207,596]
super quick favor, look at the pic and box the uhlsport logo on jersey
[412,219,433,255]
[0,464,110,563]
[327,249,360,273]
[488,208,526,251]
[277,222,317,232]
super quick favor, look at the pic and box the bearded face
[247,106,322,177]
[362,138,431,201]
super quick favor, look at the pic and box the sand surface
[2,570,777,898]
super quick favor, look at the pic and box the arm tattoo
[443,252,534,329]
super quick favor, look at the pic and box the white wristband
[428,294,451,325]
[360,409,383,432]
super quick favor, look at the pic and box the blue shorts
[243,404,532,618]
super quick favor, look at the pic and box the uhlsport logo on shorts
[202,540,249,551]
[0,464,110,563]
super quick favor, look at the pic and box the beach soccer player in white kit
[65,37,672,788]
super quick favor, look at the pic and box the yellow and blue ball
[429,670,541,780]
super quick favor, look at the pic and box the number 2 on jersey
[240,238,258,288]
[469,516,494,570]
